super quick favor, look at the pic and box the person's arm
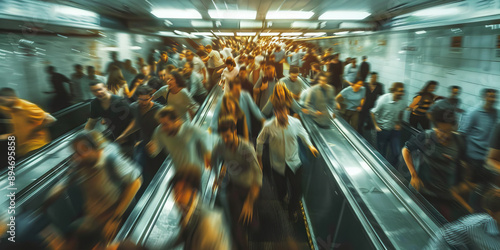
[201,67,208,84]
[408,96,422,111]
[402,146,424,191]
[116,119,138,144]
[458,110,475,134]
[261,99,273,117]
[296,120,319,157]
[487,148,500,170]
[335,93,343,110]
[30,113,57,136]
[85,118,98,130]
[151,86,167,101]
[256,125,268,170]
[371,112,382,132]
[209,98,222,133]
[123,82,139,98]
[357,98,365,111]
[244,93,265,123]
[146,127,163,157]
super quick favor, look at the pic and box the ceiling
[44,0,463,35]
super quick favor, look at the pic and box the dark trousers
[409,113,430,130]
[358,110,374,131]
[467,158,488,211]
[208,65,225,91]
[275,62,284,79]
[377,129,401,166]
[193,93,207,105]
[341,110,360,131]
[271,165,303,219]
[134,141,165,195]
[226,182,259,250]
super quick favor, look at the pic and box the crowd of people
[0,36,499,249]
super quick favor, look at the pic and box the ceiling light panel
[266,11,314,20]
[281,32,303,36]
[151,9,202,19]
[191,20,213,28]
[240,21,263,29]
[319,11,371,20]
[208,10,257,19]
[291,21,319,29]
[304,32,326,36]
[214,32,234,36]
[259,32,280,36]
[237,32,257,36]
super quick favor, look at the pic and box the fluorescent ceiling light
[291,21,319,29]
[157,31,181,37]
[240,21,263,29]
[55,6,97,17]
[281,32,303,36]
[334,31,349,35]
[351,31,365,34]
[259,32,280,36]
[130,46,141,50]
[266,11,314,20]
[151,9,202,19]
[237,32,256,36]
[208,10,256,19]
[319,11,370,20]
[415,30,426,34]
[191,20,213,28]
[191,32,214,36]
[214,32,234,36]
[304,32,326,36]
[412,6,462,17]
[101,47,119,51]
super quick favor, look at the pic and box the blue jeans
[377,129,401,166]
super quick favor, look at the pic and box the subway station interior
[0,0,500,249]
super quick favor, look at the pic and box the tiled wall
[313,23,500,116]
[0,31,162,110]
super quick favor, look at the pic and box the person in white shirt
[182,50,208,87]
[219,58,239,93]
[256,106,318,222]
[202,45,225,90]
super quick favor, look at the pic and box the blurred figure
[82,66,106,101]
[84,82,133,143]
[183,50,208,87]
[0,88,56,158]
[202,45,225,90]
[70,64,86,103]
[359,72,384,132]
[254,65,278,109]
[308,62,322,84]
[146,106,210,171]
[304,72,337,127]
[122,59,138,84]
[358,56,370,82]
[408,80,439,130]
[302,48,319,77]
[170,47,181,66]
[156,51,177,76]
[45,66,72,112]
[245,55,260,85]
[262,83,301,118]
[44,131,142,243]
[273,45,286,79]
[488,123,500,171]
[196,44,207,58]
[182,61,208,105]
[116,85,165,190]
[217,94,249,140]
[327,53,344,94]
[279,66,307,101]
[151,71,199,121]
[371,82,406,166]
[237,66,254,94]
[256,106,319,222]
[425,189,500,249]
[402,103,469,221]
[336,79,366,130]
[220,58,239,93]
[107,66,138,98]
[105,52,123,75]
[166,167,231,250]
[212,118,262,250]
[344,58,358,87]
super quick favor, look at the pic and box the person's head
[238,66,247,79]
[217,116,238,147]
[225,58,236,71]
[271,83,293,108]
[449,85,461,98]
[106,66,126,93]
[419,80,438,95]
[167,71,186,89]
[205,44,212,52]
[289,67,300,81]
[247,55,255,64]
[136,85,154,109]
[431,104,457,135]
[74,64,83,74]
[155,106,183,135]
[185,50,194,61]
[0,88,17,108]
[198,44,205,51]
[160,51,168,61]
[265,65,275,77]
[87,66,96,76]
[229,77,242,97]
[71,130,105,167]
[351,58,357,65]
[269,54,276,62]
[389,82,405,100]
[370,72,378,83]
[352,79,364,92]
[482,189,500,225]
[46,65,56,74]
[110,51,118,60]
[362,56,367,61]
[168,167,202,210]
[183,61,194,75]
[259,60,267,69]
[132,73,146,86]
[124,59,133,68]
[172,47,178,53]
[482,88,497,109]
[333,53,340,60]
[158,67,168,83]
[221,93,243,119]
[89,82,109,100]
[141,64,150,76]
[274,104,289,127]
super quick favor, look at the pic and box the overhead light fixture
[412,6,462,17]
[291,21,319,29]
[281,32,303,36]
[191,20,213,28]
[334,31,349,35]
[130,46,142,50]
[237,32,256,36]
[208,10,257,19]
[164,20,173,26]
[415,30,426,34]
[191,32,214,36]
[101,47,119,51]
[55,6,98,17]
[319,11,370,20]
[304,32,326,36]
[214,32,234,36]
[259,32,280,36]
[240,21,263,29]
[351,31,365,34]
[157,31,181,37]
[151,9,202,19]
[266,11,314,20]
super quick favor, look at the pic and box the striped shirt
[425,213,500,250]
